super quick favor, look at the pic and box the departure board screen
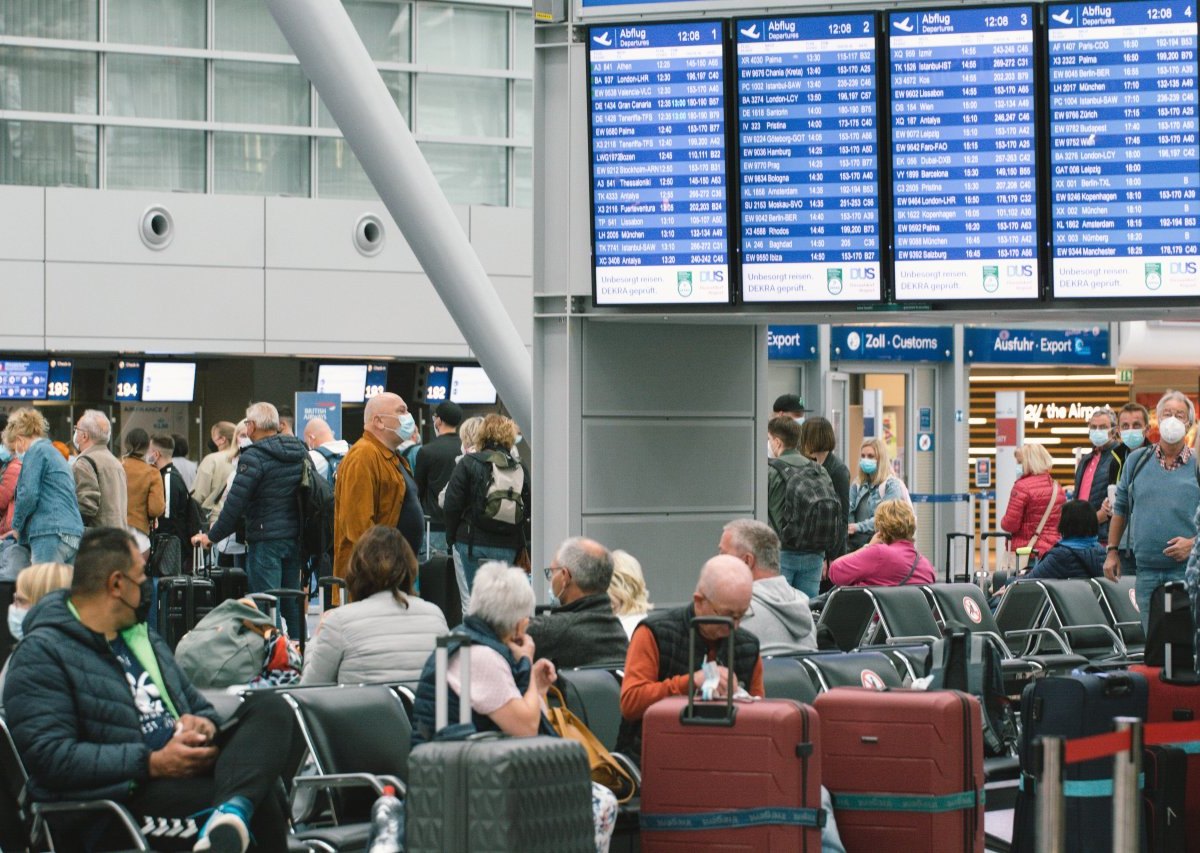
[588,21,732,305]
[0,361,48,400]
[736,14,883,303]
[888,7,1040,301]
[1048,0,1200,298]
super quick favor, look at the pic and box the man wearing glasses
[529,536,628,670]
[614,554,763,763]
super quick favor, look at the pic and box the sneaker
[193,799,251,853]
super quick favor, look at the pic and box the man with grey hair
[71,409,128,530]
[528,536,628,669]
[1074,406,1121,542]
[720,519,817,654]
[194,401,308,631]
[1106,389,1200,626]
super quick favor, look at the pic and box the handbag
[1024,482,1060,557]
[545,685,636,803]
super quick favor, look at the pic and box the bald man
[616,555,764,762]
[332,393,413,579]
[303,418,350,483]
[528,537,628,669]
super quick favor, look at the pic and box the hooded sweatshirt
[740,574,818,655]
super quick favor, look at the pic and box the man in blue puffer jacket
[4,527,298,853]
[194,401,307,633]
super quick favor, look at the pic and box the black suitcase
[406,634,595,852]
[419,555,461,629]
[194,545,248,604]
[1011,670,1149,853]
[1144,745,1187,853]
[1146,581,1195,674]
[157,574,216,650]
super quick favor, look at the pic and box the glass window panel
[0,120,96,187]
[416,5,506,70]
[346,0,410,63]
[513,13,533,73]
[107,56,204,122]
[317,138,378,199]
[0,48,97,115]
[0,0,97,41]
[105,127,204,191]
[214,0,292,54]
[513,80,531,142]
[419,141,505,206]
[416,75,505,138]
[319,72,408,129]
[214,132,309,196]
[215,62,310,127]
[108,0,204,49]
[513,147,531,208]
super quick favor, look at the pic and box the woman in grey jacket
[302,525,447,685]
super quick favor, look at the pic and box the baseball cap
[434,400,464,427]
[772,393,805,415]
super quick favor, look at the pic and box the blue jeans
[29,533,80,565]
[454,542,517,598]
[1135,564,1185,633]
[780,550,824,598]
[248,538,303,636]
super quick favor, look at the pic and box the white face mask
[766,439,776,459]
[7,605,27,641]
[1159,415,1188,445]
[237,436,252,449]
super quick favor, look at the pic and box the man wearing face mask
[71,409,129,532]
[1073,407,1121,543]
[193,402,307,634]
[772,392,806,425]
[528,537,628,669]
[1106,390,1200,627]
[332,392,414,583]
[3,527,298,852]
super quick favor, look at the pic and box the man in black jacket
[149,433,194,571]
[414,400,463,556]
[3,527,298,853]
[529,536,628,669]
[194,401,307,632]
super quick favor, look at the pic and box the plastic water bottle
[365,784,404,852]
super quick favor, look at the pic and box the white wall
[0,186,532,358]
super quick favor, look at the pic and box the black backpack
[296,455,334,563]
[930,630,1018,757]
[769,458,843,555]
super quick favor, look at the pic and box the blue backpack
[314,446,346,484]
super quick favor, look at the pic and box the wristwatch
[1106,545,1119,552]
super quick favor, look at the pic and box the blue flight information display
[115,360,142,402]
[588,21,732,305]
[888,6,1040,301]
[1048,0,1200,298]
[46,359,72,401]
[736,14,883,303]
[0,361,48,400]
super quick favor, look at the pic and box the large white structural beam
[266,0,533,430]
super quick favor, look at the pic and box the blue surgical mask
[1120,429,1145,450]
[7,605,27,641]
[1015,463,1024,478]
[0,445,11,463]
[394,413,416,441]
[1089,429,1110,447]
[859,458,878,476]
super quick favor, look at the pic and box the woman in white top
[607,549,653,639]
[302,525,447,685]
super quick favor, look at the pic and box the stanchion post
[979,496,991,571]
[968,493,977,573]
[1112,717,1143,853]
[1036,736,1065,853]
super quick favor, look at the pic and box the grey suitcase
[406,634,595,852]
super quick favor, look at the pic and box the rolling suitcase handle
[192,544,211,578]
[434,633,472,735]
[683,616,737,726]
[945,532,974,584]
[249,593,280,628]
[318,576,347,612]
[265,588,309,651]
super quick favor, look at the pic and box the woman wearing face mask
[846,437,910,552]
[210,420,251,568]
[1001,443,1066,562]
[1108,390,1200,625]
[120,428,165,560]
[0,562,72,711]
[1,409,85,566]
[439,415,484,612]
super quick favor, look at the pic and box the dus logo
[1169,261,1198,276]
[1006,264,1034,277]
[698,271,725,282]
[849,268,877,280]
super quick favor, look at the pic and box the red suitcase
[1130,664,1200,852]
[639,617,823,852]
[815,687,985,853]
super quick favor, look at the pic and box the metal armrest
[611,751,642,789]
[291,773,406,798]
[1056,623,1128,656]
[1005,627,1071,654]
[33,800,150,851]
[884,635,939,646]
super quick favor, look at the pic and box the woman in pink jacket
[1001,443,1066,556]
[829,499,936,587]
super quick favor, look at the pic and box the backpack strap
[1125,446,1155,514]
[899,550,921,585]
[1026,481,1059,554]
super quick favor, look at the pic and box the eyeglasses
[543,566,556,581]
[697,594,747,624]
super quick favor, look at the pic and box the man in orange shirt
[615,554,764,762]
[332,392,412,580]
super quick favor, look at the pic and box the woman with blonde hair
[846,437,910,551]
[1001,442,1066,556]
[829,500,935,587]
[2,409,84,565]
[210,419,251,567]
[1,562,73,709]
[608,550,653,638]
